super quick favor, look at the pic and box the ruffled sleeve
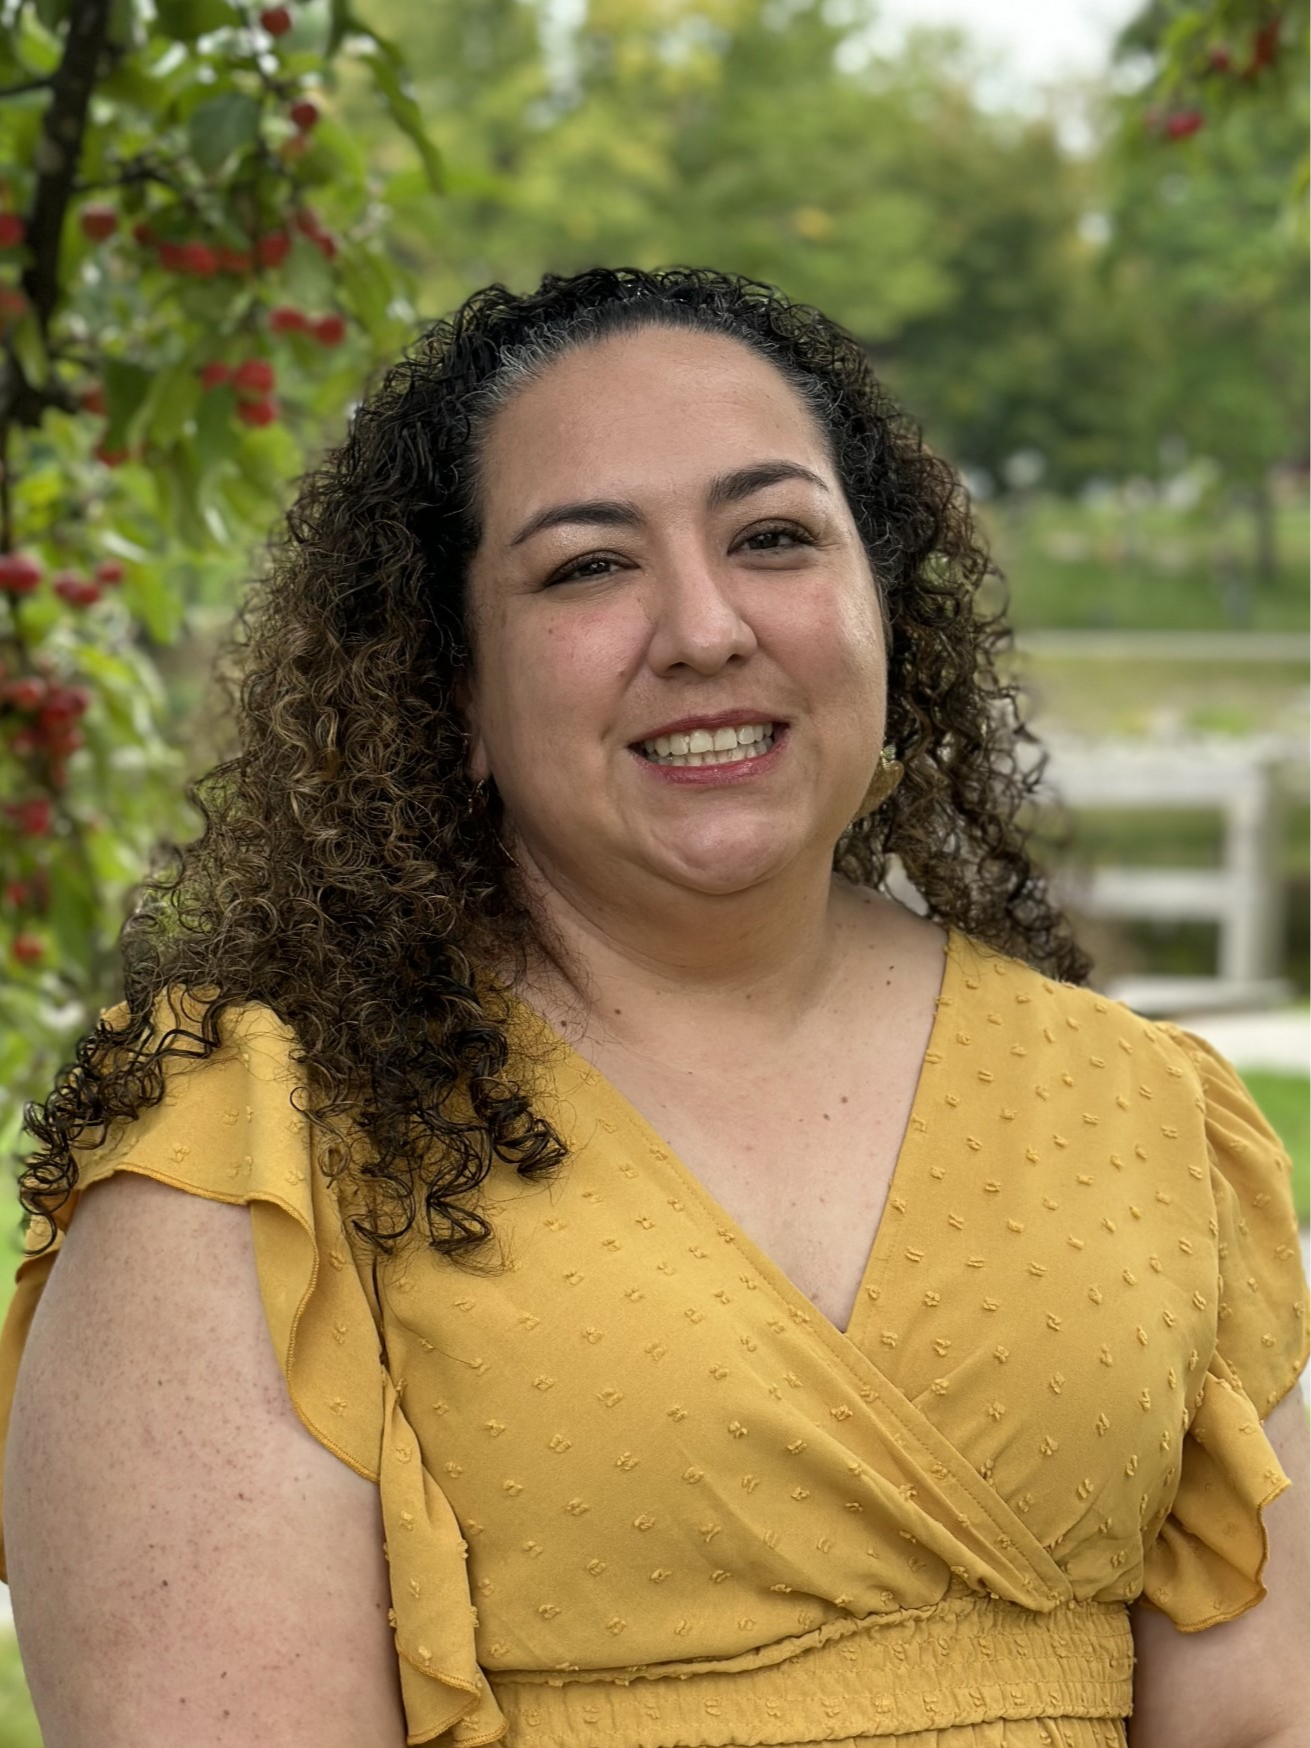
[1139,1024,1309,1631]
[0,993,506,1746]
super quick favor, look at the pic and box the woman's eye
[739,524,813,553]
[545,554,622,587]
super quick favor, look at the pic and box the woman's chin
[643,829,805,898]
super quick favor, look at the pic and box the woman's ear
[453,670,493,784]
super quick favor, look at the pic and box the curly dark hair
[21,264,1089,1259]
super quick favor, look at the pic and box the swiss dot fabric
[0,928,1305,1748]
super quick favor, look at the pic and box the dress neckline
[509,924,961,1353]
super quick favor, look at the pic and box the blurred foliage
[0,1633,39,1748]
[1117,0,1308,179]
[0,0,443,1175]
[355,0,1119,486]
[1243,1070,1309,1222]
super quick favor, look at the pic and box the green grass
[987,493,1310,634]
[1243,1072,1311,1226]
[0,1635,40,1748]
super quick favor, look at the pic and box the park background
[0,0,1306,1734]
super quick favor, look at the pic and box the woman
[1,266,1306,1748]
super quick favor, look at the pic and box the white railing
[1043,734,1299,1015]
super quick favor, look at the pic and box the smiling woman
[0,267,1306,1748]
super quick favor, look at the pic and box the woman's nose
[645,554,758,676]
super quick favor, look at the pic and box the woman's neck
[511,843,861,1050]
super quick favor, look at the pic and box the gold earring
[852,745,903,821]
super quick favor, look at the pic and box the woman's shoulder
[948,927,1201,1082]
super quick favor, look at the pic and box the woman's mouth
[637,722,778,768]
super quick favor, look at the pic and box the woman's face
[463,326,887,910]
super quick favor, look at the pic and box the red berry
[3,676,47,711]
[1207,43,1232,72]
[132,220,156,247]
[79,383,108,416]
[179,241,219,276]
[1250,20,1280,71]
[290,99,320,130]
[216,246,255,274]
[0,553,42,595]
[0,212,27,248]
[0,286,28,323]
[157,240,186,271]
[10,796,53,837]
[311,312,347,347]
[94,558,125,585]
[53,571,102,607]
[236,397,278,428]
[40,723,84,757]
[268,304,308,334]
[4,881,28,908]
[41,684,91,721]
[256,231,291,268]
[11,934,44,965]
[94,441,130,467]
[80,203,118,242]
[233,358,276,394]
[312,231,338,262]
[1165,109,1204,139]
[199,360,232,390]
[293,207,322,239]
[259,5,292,35]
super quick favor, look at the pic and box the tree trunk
[1251,472,1278,587]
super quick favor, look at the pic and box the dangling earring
[852,745,903,822]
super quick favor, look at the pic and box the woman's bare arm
[1129,1385,1310,1748]
[3,1172,408,1748]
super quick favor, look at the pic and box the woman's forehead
[475,327,833,528]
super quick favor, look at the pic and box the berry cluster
[1147,19,1284,142]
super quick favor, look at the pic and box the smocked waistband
[487,1594,1134,1747]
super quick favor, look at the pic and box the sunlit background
[0,0,1306,1730]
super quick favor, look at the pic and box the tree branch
[21,0,115,333]
[0,78,54,99]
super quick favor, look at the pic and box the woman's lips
[630,723,789,785]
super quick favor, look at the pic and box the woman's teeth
[640,723,776,767]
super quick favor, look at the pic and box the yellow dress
[1,928,1306,1748]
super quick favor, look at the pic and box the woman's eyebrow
[507,460,830,549]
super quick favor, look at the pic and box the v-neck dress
[1,930,1306,1747]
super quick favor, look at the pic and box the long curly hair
[21,265,1089,1259]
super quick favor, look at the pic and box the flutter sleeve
[1139,1024,1309,1631]
[0,993,506,1746]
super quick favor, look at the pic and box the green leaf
[48,867,99,972]
[187,90,262,174]
[153,444,211,552]
[363,49,443,193]
[102,357,153,449]
[122,560,185,644]
[326,0,356,57]
[7,311,49,389]
[32,0,70,31]
[143,360,202,448]
[337,248,397,343]
[194,385,240,478]
[154,0,240,41]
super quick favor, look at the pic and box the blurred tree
[1108,0,1308,597]
[0,0,443,1165]
[1118,0,1308,183]
[362,0,1147,489]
